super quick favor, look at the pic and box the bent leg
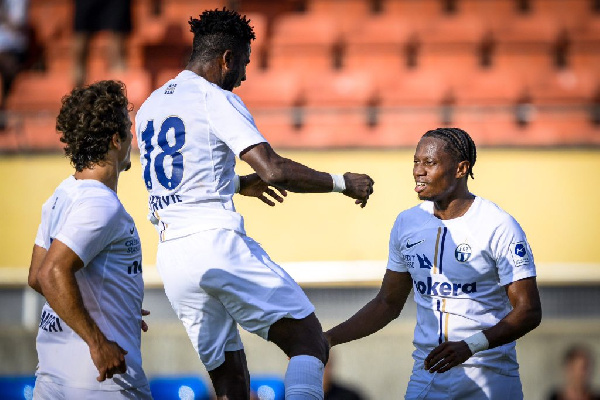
[208,350,250,400]
[268,313,329,400]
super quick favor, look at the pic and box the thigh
[157,234,243,372]
[462,367,523,400]
[405,364,448,400]
[34,381,153,400]
[197,230,315,340]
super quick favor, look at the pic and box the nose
[413,163,425,177]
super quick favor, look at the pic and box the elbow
[27,272,40,293]
[529,306,542,331]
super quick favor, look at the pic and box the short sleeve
[34,223,47,249]
[206,89,267,156]
[387,216,408,273]
[491,216,537,286]
[54,196,120,266]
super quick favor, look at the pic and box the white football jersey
[34,176,147,390]
[387,196,536,375]
[135,70,266,241]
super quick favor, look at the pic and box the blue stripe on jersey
[437,299,443,345]
[439,227,447,274]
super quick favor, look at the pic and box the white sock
[284,355,325,399]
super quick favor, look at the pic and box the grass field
[1,149,599,279]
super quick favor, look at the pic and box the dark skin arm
[326,270,413,347]
[36,239,128,382]
[240,142,374,207]
[424,276,542,373]
[238,172,287,206]
[28,244,46,294]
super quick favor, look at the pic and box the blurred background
[0,0,599,399]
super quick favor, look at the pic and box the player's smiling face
[413,136,461,202]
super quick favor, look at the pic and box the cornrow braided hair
[423,127,477,179]
[188,8,255,63]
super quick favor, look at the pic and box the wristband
[464,331,489,355]
[330,174,346,193]
[233,175,240,193]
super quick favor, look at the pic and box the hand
[89,339,128,382]
[141,309,150,332]
[424,340,472,373]
[239,174,287,206]
[342,173,374,208]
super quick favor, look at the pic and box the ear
[456,160,470,179]
[111,133,122,150]
[222,49,234,70]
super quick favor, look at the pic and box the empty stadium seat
[342,15,414,74]
[269,13,340,75]
[149,375,211,400]
[454,68,524,106]
[86,68,152,111]
[0,375,36,400]
[306,0,374,35]
[7,72,72,112]
[530,69,598,105]
[378,68,450,107]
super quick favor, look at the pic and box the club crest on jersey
[455,243,472,263]
[510,241,530,267]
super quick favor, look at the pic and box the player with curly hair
[326,128,542,400]
[135,8,374,400]
[28,80,152,399]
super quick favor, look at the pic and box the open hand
[239,174,287,206]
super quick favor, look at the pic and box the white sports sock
[284,355,325,400]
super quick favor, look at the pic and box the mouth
[415,182,427,193]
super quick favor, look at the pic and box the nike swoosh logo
[406,240,424,249]
[130,228,135,235]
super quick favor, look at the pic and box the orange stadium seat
[7,72,72,112]
[378,68,450,107]
[268,13,340,77]
[370,108,445,147]
[306,0,374,35]
[454,68,524,106]
[342,15,414,75]
[28,0,73,44]
[416,14,486,82]
[383,0,444,18]
[298,70,376,147]
[491,13,561,85]
[530,69,598,105]
[234,70,302,146]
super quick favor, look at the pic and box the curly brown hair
[56,80,132,172]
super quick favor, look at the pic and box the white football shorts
[156,229,315,371]
[33,381,152,399]
[405,362,523,400]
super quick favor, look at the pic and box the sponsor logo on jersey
[148,194,183,212]
[510,241,530,267]
[406,239,425,249]
[413,277,477,296]
[125,238,140,254]
[39,310,63,333]
[164,83,177,94]
[455,243,472,262]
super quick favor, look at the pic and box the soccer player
[135,8,374,400]
[28,80,152,399]
[326,128,542,399]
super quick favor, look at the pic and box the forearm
[482,306,541,349]
[28,245,47,295]
[39,265,106,348]
[328,297,403,347]
[260,157,334,193]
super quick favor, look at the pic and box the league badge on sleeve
[510,241,530,267]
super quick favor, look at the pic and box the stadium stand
[148,375,211,400]
[1,0,598,152]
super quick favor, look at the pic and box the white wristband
[464,331,489,355]
[330,174,346,193]
[233,175,240,193]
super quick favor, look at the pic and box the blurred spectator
[0,0,29,129]
[548,345,600,400]
[324,352,366,400]
[72,0,131,87]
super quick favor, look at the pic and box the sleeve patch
[509,241,530,267]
